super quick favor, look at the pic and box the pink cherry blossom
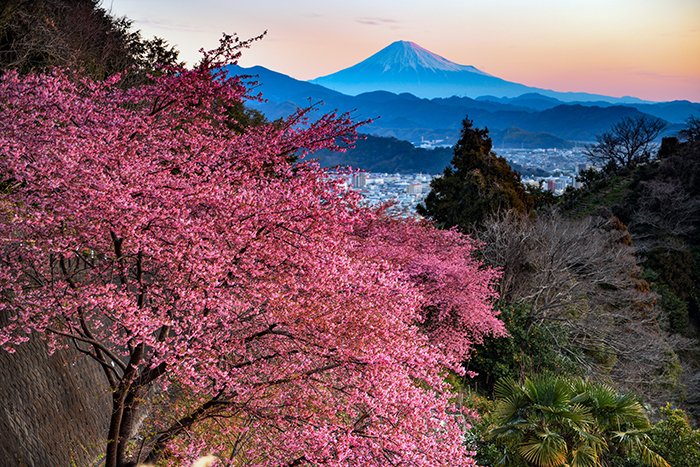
[0,36,503,466]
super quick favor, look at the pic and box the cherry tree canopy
[0,37,503,466]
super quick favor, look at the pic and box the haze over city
[108,0,700,102]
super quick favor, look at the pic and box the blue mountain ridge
[224,64,695,146]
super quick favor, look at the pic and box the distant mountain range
[225,40,698,148]
[311,41,648,103]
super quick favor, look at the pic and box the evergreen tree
[647,404,700,467]
[418,118,532,231]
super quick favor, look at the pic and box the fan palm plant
[570,379,669,467]
[488,376,669,467]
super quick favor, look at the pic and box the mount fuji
[311,40,644,103]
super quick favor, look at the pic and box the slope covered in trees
[0,0,179,80]
[313,134,453,173]
[417,115,700,466]
[559,121,700,420]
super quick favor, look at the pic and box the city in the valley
[345,147,590,215]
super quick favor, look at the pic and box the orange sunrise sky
[109,0,700,102]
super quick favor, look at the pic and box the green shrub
[647,404,700,467]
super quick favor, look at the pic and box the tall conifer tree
[418,118,532,231]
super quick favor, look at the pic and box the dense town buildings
[344,147,591,215]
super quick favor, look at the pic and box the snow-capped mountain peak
[310,41,532,98]
[358,40,489,75]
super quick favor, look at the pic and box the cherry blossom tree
[0,36,503,466]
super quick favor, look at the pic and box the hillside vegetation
[419,116,700,465]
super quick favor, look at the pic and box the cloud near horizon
[356,17,400,28]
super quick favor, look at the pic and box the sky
[107,0,700,102]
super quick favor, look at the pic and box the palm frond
[518,429,568,467]
[569,444,598,467]
[638,444,671,467]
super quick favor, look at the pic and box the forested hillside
[418,115,700,466]
[314,134,453,173]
